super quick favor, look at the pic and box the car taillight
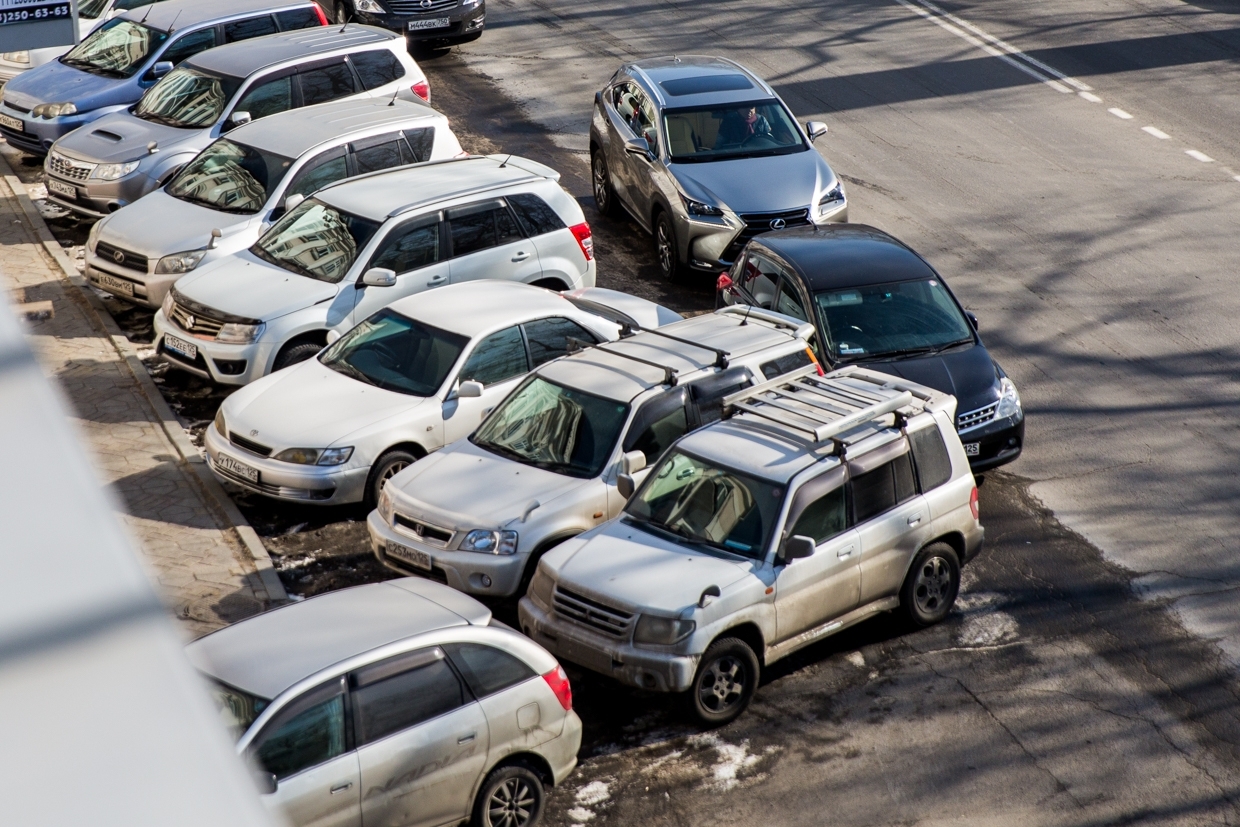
[569,222,594,262]
[312,3,328,25]
[969,485,979,520]
[412,80,430,103]
[542,664,572,711]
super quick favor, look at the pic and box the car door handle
[428,274,447,286]
[330,782,353,794]
[836,544,855,559]
[512,251,530,262]
[907,514,923,526]
[457,732,477,744]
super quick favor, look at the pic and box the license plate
[47,177,76,198]
[164,333,197,361]
[557,635,614,674]
[387,540,432,571]
[217,453,259,483]
[0,113,23,131]
[96,273,134,296]
[964,442,980,456]
[408,17,449,29]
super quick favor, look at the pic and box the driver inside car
[717,105,772,147]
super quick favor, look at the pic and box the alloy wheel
[486,777,536,827]
[592,154,609,212]
[380,459,409,486]
[913,556,953,615]
[656,220,674,278]
[697,654,747,714]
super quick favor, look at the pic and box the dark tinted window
[759,348,811,380]
[371,219,439,273]
[508,193,566,237]
[523,317,597,368]
[625,406,687,466]
[160,28,217,66]
[299,60,356,106]
[224,15,277,43]
[276,7,322,30]
[789,485,846,544]
[893,452,917,504]
[851,454,917,524]
[352,651,465,745]
[235,76,294,121]
[910,425,953,491]
[403,128,434,163]
[351,49,405,90]
[775,281,809,322]
[688,367,752,425]
[459,326,528,386]
[352,138,403,175]
[284,147,348,201]
[496,206,523,245]
[448,204,522,257]
[445,643,536,698]
[253,683,345,780]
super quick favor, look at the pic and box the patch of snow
[575,780,610,806]
[566,808,594,822]
[687,733,762,790]
[956,611,1019,647]
[845,651,865,668]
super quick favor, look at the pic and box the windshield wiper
[873,338,975,360]
[251,244,319,280]
[323,358,375,387]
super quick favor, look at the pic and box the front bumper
[153,309,277,386]
[0,104,100,155]
[85,254,170,309]
[518,596,699,694]
[677,201,848,273]
[44,164,156,219]
[367,509,529,597]
[355,4,484,42]
[203,424,369,504]
[959,414,1024,473]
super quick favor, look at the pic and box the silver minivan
[187,577,581,827]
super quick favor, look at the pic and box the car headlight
[2,51,30,65]
[460,529,518,555]
[86,219,102,254]
[213,322,264,344]
[317,446,353,466]
[92,160,140,181]
[634,614,695,645]
[155,249,208,274]
[817,181,845,217]
[996,376,1022,420]
[274,447,319,465]
[160,289,175,318]
[213,407,226,436]
[354,0,385,11]
[462,0,482,6]
[33,102,77,118]
[682,194,724,217]
[377,486,394,524]
[528,566,554,606]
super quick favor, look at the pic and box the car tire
[687,637,759,727]
[470,762,545,827]
[653,210,684,283]
[365,448,420,509]
[272,341,323,372]
[900,542,961,627]
[591,150,619,218]
[333,1,349,24]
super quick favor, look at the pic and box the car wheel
[365,448,419,509]
[591,150,619,217]
[901,542,961,627]
[272,341,323,372]
[333,1,349,24]
[653,210,683,283]
[471,763,544,827]
[688,637,759,727]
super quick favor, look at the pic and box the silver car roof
[627,56,776,108]
[384,280,600,340]
[186,25,397,79]
[184,579,490,700]
[228,98,442,158]
[120,0,314,31]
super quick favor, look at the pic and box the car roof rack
[721,365,934,449]
[563,317,733,386]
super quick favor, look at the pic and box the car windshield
[252,198,380,283]
[816,278,975,362]
[60,18,168,78]
[663,99,806,162]
[319,309,468,396]
[206,678,270,741]
[77,0,111,19]
[166,139,293,215]
[471,377,630,479]
[625,450,782,560]
[134,66,242,128]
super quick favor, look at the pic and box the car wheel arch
[914,531,966,573]
[710,622,765,668]
[272,330,329,367]
[466,751,555,819]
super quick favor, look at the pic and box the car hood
[4,59,134,111]
[174,251,338,323]
[55,110,204,164]
[863,343,1000,415]
[390,439,585,531]
[671,149,832,215]
[224,358,427,449]
[98,190,252,258]
[547,521,754,615]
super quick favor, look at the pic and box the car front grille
[228,433,273,458]
[94,241,148,272]
[553,586,634,638]
[958,401,999,433]
[386,0,458,12]
[394,513,453,546]
[47,151,95,182]
[168,298,225,338]
[726,207,812,260]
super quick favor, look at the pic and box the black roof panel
[752,224,939,290]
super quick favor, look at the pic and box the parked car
[44,24,426,219]
[590,55,846,282]
[186,577,580,827]
[718,224,1024,471]
[330,0,485,46]
[367,304,820,599]
[153,154,594,385]
[84,98,461,309]
[0,0,327,156]
[205,281,678,508]
[520,365,983,726]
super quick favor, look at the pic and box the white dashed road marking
[1142,126,1171,139]
[1186,150,1214,163]
[1079,92,1102,103]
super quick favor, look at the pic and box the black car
[718,223,1023,472]
[329,0,484,46]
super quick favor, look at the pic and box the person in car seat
[717,105,772,147]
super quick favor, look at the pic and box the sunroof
[659,74,754,97]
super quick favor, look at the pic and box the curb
[1,157,288,605]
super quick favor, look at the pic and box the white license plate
[47,177,76,198]
[164,333,197,361]
[96,273,134,296]
[217,453,259,483]
[964,442,980,456]
[408,17,449,29]
[387,540,432,571]
[0,113,23,131]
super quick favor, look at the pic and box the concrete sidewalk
[0,156,285,639]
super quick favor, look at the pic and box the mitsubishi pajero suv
[519,365,983,726]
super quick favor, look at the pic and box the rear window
[276,7,323,30]
[351,49,406,91]
[444,643,536,698]
[759,348,812,380]
[850,453,917,524]
[909,425,953,491]
[508,193,566,237]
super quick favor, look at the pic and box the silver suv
[590,56,846,282]
[519,365,983,726]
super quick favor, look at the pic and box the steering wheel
[367,342,402,370]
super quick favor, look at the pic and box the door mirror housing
[150,61,174,80]
[616,473,636,499]
[624,135,652,159]
[282,193,305,215]
[621,449,646,475]
[806,121,828,142]
[782,535,815,562]
[457,379,484,398]
[965,311,979,331]
[226,110,252,131]
[325,329,341,345]
[360,267,397,287]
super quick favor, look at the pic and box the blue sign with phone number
[1,2,71,26]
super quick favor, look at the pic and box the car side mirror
[621,449,646,475]
[965,311,979,331]
[457,379,484,398]
[325,329,341,345]
[624,135,651,158]
[782,535,815,562]
[282,193,305,215]
[150,61,173,80]
[360,267,397,287]
[806,121,828,142]
[616,473,636,499]
[226,110,252,131]
[253,771,277,795]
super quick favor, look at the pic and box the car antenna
[739,302,754,326]
[140,4,153,22]
[165,9,181,31]
[339,12,352,32]
[498,154,511,168]
[387,87,399,106]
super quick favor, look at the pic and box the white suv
[152,154,595,385]
[519,365,984,725]
[367,306,820,599]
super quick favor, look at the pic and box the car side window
[623,391,690,466]
[507,193,566,237]
[369,217,439,274]
[283,147,349,202]
[687,367,753,425]
[159,28,217,67]
[252,680,347,781]
[789,485,847,544]
[350,49,405,91]
[633,89,659,155]
[774,279,810,322]
[736,253,780,309]
[447,202,522,258]
[234,75,294,121]
[459,326,529,386]
[403,127,434,163]
[352,648,466,747]
[522,317,599,368]
[224,15,278,43]
[850,453,917,524]
[444,643,536,699]
[275,8,322,30]
[351,133,405,175]
[909,425,953,491]
[298,59,357,107]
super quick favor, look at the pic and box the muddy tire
[900,542,960,627]
[687,636,759,727]
[470,762,545,827]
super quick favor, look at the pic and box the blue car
[0,0,326,156]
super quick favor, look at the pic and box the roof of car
[628,56,775,108]
[386,281,589,339]
[186,25,397,78]
[121,0,315,31]
[674,417,843,482]
[184,579,490,700]
[536,310,804,403]
[752,224,940,292]
[317,155,560,221]
[229,98,442,157]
